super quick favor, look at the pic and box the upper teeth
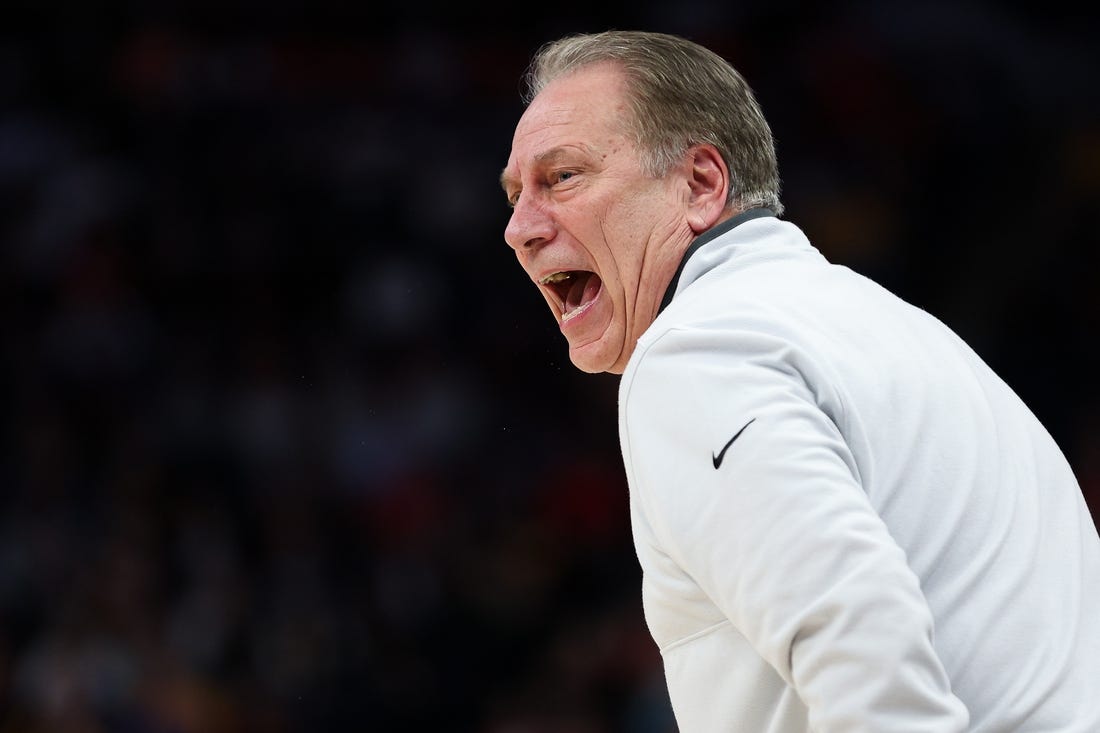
[541,272,572,284]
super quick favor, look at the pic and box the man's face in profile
[501,64,687,374]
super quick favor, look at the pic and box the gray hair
[523,30,783,215]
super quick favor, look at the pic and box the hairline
[520,32,785,215]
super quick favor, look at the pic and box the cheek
[598,237,648,310]
[584,183,670,291]
[602,198,663,271]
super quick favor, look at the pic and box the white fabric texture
[618,215,1100,732]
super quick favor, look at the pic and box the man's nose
[504,192,555,252]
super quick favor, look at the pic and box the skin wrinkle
[594,211,628,368]
[627,205,677,339]
[598,172,672,363]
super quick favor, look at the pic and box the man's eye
[553,171,576,184]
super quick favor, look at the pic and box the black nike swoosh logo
[712,418,756,469]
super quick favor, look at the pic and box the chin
[568,356,607,374]
[567,339,627,375]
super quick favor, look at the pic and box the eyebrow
[499,168,517,195]
[499,145,593,195]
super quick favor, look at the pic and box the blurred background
[0,0,1096,731]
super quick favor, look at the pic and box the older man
[501,30,1100,732]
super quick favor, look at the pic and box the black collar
[657,208,776,314]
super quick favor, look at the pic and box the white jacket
[619,211,1100,732]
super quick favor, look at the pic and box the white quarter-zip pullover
[619,211,1100,732]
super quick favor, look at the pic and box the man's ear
[684,144,730,234]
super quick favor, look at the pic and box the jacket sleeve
[621,325,970,732]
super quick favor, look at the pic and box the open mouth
[540,270,603,323]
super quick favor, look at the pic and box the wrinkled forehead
[521,63,632,135]
[503,65,634,181]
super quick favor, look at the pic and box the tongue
[565,272,601,315]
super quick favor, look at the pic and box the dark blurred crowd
[1,2,1096,731]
